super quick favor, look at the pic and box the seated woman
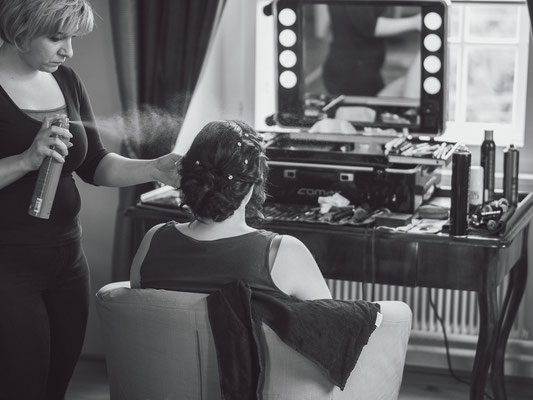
[131,119,332,300]
[130,120,410,398]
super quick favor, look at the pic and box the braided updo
[179,120,268,222]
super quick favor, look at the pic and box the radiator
[326,279,530,340]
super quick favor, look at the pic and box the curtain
[109,0,225,281]
[137,0,223,157]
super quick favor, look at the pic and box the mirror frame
[273,0,450,135]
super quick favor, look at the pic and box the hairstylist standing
[0,1,181,398]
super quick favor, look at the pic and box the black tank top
[140,221,280,294]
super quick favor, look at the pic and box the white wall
[174,0,257,154]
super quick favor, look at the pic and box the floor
[66,358,533,400]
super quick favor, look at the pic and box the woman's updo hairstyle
[180,120,268,222]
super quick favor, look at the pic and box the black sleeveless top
[140,221,380,400]
[140,221,279,294]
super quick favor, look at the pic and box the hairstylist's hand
[21,116,73,170]
[151,152,182,188]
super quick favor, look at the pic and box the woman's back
[131,220,332,300]
[137,221,279,294]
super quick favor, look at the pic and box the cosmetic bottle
[28,115,70,219]
[503,144,519,205]
[450,146,471,236]
[480,130,496,203]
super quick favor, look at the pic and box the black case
[267,161,440,213]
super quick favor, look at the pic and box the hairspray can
[503,144,519,205]
[450,146,471,236]
[480,130,496,203]
[28,115,70,219]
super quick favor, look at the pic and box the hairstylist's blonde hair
[0,0,94,51]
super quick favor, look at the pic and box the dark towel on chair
[207,280,380,400]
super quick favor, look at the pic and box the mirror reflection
[303,4,423,102]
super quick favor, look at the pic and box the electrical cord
[363,209,391,301]
[361,225,369,300]
[364,215,495,399]
[428,290,494,400]
[371,225,377,302]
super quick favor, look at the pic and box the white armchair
[96,281,412,400]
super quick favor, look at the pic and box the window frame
[440,0,530,147]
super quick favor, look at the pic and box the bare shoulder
[274,235,316,269]
[271,235,332,300]
[277,234,309,252]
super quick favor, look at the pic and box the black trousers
[0,239,90,400]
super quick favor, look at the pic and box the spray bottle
[503,144,519,205]
[28,115,70,219]
[480,130,496,203]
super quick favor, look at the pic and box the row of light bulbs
[277,7,445,95]
[278,8,298,89]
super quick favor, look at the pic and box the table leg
[490,227,529,400]
[471,278,499,400]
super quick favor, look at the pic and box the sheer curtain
[109,0,225,281]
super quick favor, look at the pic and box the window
[442,1,530,147]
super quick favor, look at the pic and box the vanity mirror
[272,0,449,135]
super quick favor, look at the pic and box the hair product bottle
[450,146,471,236]
[480,130,496,203]
[468,165,484,211]
[28,115,70,219]
[503,144,519,205]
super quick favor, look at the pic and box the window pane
[466,5,519,40]
[448,4,462,41]
[447,45,458,121]
[465,47,515,123]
